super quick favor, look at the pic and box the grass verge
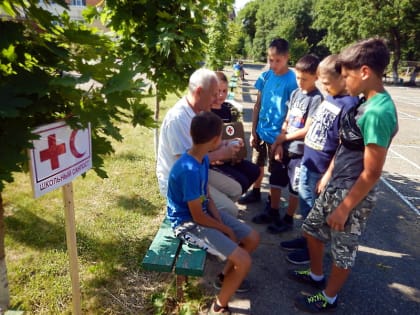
[3,94,208,314]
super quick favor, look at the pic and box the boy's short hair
[318,54,341,78]
[215,71,228,83]
[295,54,320,75]
[338,37,390,77]
[190,112,223,145]
[269,38,289,55]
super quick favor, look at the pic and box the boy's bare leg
[305,233,324,276]
[270,187,282,209]
[285,194,299,216]
[217,247,251,307]
[222,230,259,277]
[324,265,351,297]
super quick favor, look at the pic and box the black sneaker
[213,274,251,293]
[267,217,293,234]
[252,210,279,224]
[237,190,261,204]
[287,269,326,289]
[280,237,307,251]
[286,248,310,265]
[294,292,338,313]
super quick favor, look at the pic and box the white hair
[188,68,218,93]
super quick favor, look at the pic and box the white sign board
[29,121,92,198]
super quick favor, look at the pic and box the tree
[313,0,420,83]
[0,0,155,309]
[250,0,328,63]
[206,1,235,70]
[91,0,227,154]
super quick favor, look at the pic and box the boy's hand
[327,207,349,231]
[223,226,238,243]
[273,145,284,161]
[250,132,260,148]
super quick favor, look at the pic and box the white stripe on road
[381,176,420,215]
[389,148,420,170]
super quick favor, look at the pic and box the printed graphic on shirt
[287,91,314,133]
[305,100,341,151]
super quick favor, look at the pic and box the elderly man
[156,68,243,216]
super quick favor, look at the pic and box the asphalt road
[200,63,420,315]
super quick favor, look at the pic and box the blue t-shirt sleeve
[254,70,270,91]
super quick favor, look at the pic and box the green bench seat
[141,218,207,298]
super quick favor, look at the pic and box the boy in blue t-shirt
[289,38,398,313]
[239,38,298,219]
[280,54,359,264]
[167,111,259,315]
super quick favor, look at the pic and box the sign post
[62,182,81,315]
[29,121,92,315]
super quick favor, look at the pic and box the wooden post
[62,182,82,315]
[176,275,187,301]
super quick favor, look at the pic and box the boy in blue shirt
[239,38,298,225]
[289,38,398,313]
[167,111,259,315]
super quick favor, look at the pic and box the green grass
[3,94,208,314]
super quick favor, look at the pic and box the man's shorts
[173,211,252,261]
[252,141,301,194]
[302,186,377,269]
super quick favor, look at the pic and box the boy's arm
[250,92,262,147]
[327,144,387,231]
[317,153,335,193]
[187,198,237,242]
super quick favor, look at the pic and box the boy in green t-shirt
[289,38,399,313]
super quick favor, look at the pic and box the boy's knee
[230,247,252,270]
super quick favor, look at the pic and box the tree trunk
[0,193,10,311]
[409,67,419,86]
[154,92,160,158]
[391,29,401,85]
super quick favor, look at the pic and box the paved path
[200,64,420,315]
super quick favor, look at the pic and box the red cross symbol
[39,134,66,170]
[226,125,235,136]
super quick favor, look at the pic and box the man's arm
[327,144,387,231]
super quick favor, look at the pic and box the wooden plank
[5,311,24,315]
[141,218,181,272]
[227,92,235,100]
[175,243,206,277]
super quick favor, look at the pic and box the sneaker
[267,217,293,234]
[213,274,251,293]
[237,190,261,204]
[294,292,338,313]
[287,269,326,289]
[208,301,232,315]
[280,237,307,251]
[286,248,310,265]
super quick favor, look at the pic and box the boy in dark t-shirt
[280,54,359,264]
[289,38,398,313]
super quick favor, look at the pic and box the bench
[227,91,235,100]
[141,217,207,299]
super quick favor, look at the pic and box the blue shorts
[174,211,252,261]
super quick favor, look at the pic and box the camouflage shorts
[302,186,377,269]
